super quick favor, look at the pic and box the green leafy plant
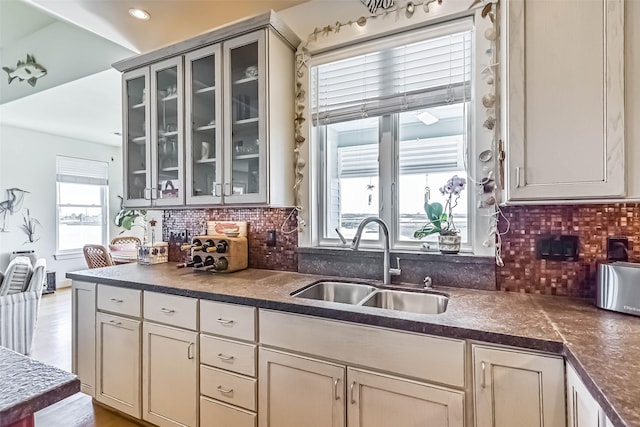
[414,175,466,239]
[114,208,147,233]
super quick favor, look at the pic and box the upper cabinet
[502,0,625,202]
[115,12,299,208]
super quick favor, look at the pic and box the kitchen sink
[292,281,448,314]
[360,290,448,315]
[291,281,377,304]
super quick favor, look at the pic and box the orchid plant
[414,175,467,238]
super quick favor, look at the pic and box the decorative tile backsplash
[162,208,298,271]
[162,203,637,298]
[497,204,640,298]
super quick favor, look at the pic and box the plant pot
[438,234,461,254]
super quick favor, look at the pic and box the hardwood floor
[31,288,140,426]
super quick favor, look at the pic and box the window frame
[55,158,109,257]
[311,19,477,252]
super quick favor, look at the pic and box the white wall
[0,125,122,284]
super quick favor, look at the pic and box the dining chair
[83,244,115,269]
[110,236,141,248]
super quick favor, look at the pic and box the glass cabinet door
[185,44,223,205]
[223,31,267,204]
[123,68,151,207]
[150,57,184,206]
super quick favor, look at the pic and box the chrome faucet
[351,217,401,285]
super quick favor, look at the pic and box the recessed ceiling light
[129,8,150,20]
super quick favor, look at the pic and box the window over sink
[310,19,473,250]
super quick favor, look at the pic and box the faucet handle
[335,228,347,246]
[390,257,402,276]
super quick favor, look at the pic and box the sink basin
[292,281,377,304]
[360,290,448,315]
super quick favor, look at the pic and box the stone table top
[0,347,79,426]
[68,263,640,427]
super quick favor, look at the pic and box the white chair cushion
[25,259,47,293]
[0,257,33,296]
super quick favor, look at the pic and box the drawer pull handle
[216,318,234,325]
[160,308,175,314]
[334,378,340,401]
[110,298,123,303]
[187,343,195,360]
[217,386,233,395]
[108,320,122,326]
[217,353,234,361]
[481,361,486,389]
[350,381,356,404]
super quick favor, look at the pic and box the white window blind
[338,136,463,178]
[311,27,471,125]
[56,156,109,185]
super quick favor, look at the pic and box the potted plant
[114,197,147,238]
[413,175,466,254]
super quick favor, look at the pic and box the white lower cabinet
[95,312,141,418]
[142,322,198,427]
[567,363,613,427]
[259,348,346,427]
[71,281,96,396]
[473,345,565,427]
[347,367,464,427]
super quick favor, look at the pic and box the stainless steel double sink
[291,281,448,315]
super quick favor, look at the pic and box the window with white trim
[311,19,472,249]
[56,156,109,254]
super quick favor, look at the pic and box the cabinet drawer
[260,309,465,387]
[201,335,256,377]
[97,285,141,318]
[201,365,256,411]
[200,300,255,341]
[143,291,197,330]
[200,396,256,427]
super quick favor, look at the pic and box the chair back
[110,236,141,248]
[83,244,115,269]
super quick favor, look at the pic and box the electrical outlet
[536,235,579,261]
[267,230,277,247]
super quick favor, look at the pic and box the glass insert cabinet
[119,16,298,209]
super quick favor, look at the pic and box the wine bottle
[203,239,218,253]
[214,257,228,271]
[181,239,203,251]
[176,261,195,269]
[216,240,228,254]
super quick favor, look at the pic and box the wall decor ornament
[0,188,29,232]
[2,54,47,87]
[361,0,395,14]
[21,209,40,244]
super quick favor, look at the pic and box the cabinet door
[504,0,625,201]
[473,345,565,427]
[123,68,152,207]
[151,57,185,206]
[223,30,267,204]
[259,348,345,427]
[347,368,464,427]
[95,312,141,418]
[185,44,223,205]
[567,363,601,427]
[142,322,197,427]
[71,281,95,396]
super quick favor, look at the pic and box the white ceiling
[24,0,309,54]
[0,0,308,147]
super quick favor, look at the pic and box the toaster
[596,262,640,317]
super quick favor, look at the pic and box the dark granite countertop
[68,263,640,427]
[0,347,79,426]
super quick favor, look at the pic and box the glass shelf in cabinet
[195,86,215,94]
[233,76,258,85]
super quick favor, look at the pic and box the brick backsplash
[498,203,640,298]
[162,208,298,271]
